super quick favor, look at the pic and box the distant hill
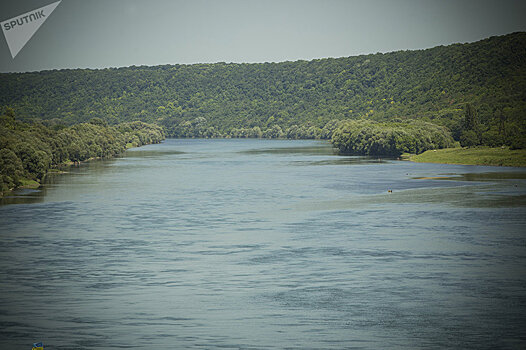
[0,32,525,143]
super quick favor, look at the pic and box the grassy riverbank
[408,147,526,167]
[18,178,40,189]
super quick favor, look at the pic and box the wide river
[1,139,525,349]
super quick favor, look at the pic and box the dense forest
[0,107,164,196]
[0,32,524,149]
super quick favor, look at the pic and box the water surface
[1,139,525,349]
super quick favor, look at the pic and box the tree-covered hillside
[0,32,525,145]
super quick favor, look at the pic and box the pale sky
[0,0,525,72]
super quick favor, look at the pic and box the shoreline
[3,143,525,199]
[407,147,526,167]
[0,147,157,199]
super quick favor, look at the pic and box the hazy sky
[0,0,525,72]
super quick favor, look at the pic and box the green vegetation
[18,178,40,189]
[0,32,524,148]
[0,32,525,178]
[331,120,454,156]
[410,147,526,167]
[0,108,164,196]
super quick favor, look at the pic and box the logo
[1,1,61,58]
[32,342,44,350]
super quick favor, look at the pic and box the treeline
[0,108,164,196]
[168,116,340,140]
[331,120,454,156]
[0,33,524,148]
[458,103,525,149]
[331,101,525,155]
[168,114,455,157]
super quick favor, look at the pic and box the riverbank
[408,147,526,167]
[1,161,86,198]
[0,116,165,198]
[0,148,160,199]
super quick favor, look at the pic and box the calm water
[1,139,526,349]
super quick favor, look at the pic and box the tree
[263,125,284,139]
[460,104,481,147]
[0,148,24,190]
[89,117,108,127]
[462,103,479,132]
[460,130,480,148]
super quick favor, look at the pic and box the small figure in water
[388,189,392,193]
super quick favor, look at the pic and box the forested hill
[0,32,525,142]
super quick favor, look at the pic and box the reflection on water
[0,188,45,205]
[240,143,336,155]
[291,157,390,166]
[1,158,120,206]
[414,171,526,181]
[123,149,185,158]
[1,139,525,350]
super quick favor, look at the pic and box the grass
[19,178,40,188]
[408,147,526,167]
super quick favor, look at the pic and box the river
[1,139,525,349]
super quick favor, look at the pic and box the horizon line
[1,31,523,74]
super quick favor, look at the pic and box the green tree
[460,104,481,147]
[0,148,24,191]
[460,130,480,147]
